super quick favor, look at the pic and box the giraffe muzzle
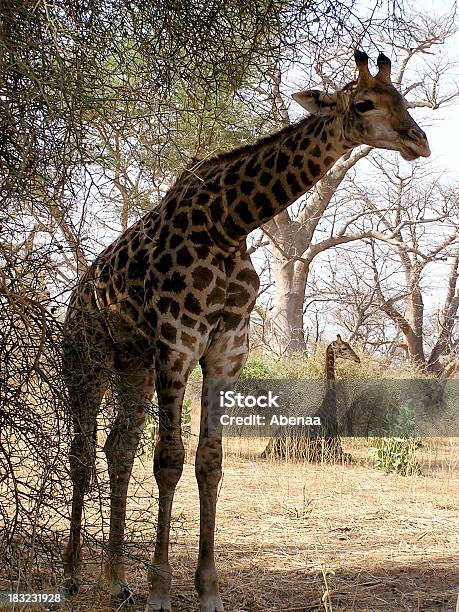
[401,127,431,160]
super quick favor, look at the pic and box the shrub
[240,354,278,379]
[371,437,422,475]
[370,399,422,475]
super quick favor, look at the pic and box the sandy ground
[37,437,459,612]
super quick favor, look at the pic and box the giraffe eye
[354,100,375,113]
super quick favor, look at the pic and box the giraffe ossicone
[62,51,429,611]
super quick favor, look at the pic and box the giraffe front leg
[146,434,184,611]
[146,369,187,612]
[146,436,184,611]
[195,340,249,612]
[194,435,224,612]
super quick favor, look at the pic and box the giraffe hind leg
[63,366,107,596]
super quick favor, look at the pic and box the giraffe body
[63,52,429,611]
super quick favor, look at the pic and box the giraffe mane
[187,115,316,171]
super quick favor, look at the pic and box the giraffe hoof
[145,595,171,611]
[199,595,224,612]
[63,577,80,598]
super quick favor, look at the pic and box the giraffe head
[329,335,360,363]
[292,50,430,161]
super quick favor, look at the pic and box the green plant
[181,398,192,436]
[370,437,422,475]
[240,355,276,379]
[370,399,422,475]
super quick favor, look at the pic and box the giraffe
[261,334,360,460]
[311,334,361,461]
[62,51,430,612]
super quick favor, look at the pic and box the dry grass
[1,395,457,611]
[9,436,453,612]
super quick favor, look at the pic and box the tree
[314,159,459,376]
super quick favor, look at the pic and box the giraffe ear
[292,90,337,116]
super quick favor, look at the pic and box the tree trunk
[427,252,459,376]
[405,278,426,366]
[264,149,372,357]
[269,257,309,356]
[401,323,426,368]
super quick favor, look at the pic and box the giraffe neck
[323,344,337,413]
[325,345,336,380]
[198,113,354,245]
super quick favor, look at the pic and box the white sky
[411,0,459,177]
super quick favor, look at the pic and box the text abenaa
[220,414,322,427]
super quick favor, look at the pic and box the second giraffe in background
[262,335,360,461]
